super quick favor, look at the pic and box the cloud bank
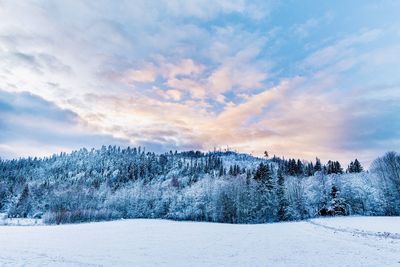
[0,1,399,165]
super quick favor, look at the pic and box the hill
[0,147,399,223]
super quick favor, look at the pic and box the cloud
[165,90,182,101]
[291,12,334,39]
[216,80,290,128]
[161,59,204,79]
[121,66,156,83]
[301,29,383,70]
[0,0,399,167]
[166,78,206,99]
[0,90,128,159]
[161,0,271,20]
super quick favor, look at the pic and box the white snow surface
[0,217,399,267]
[0,214,43,226]
[310,216,400,237]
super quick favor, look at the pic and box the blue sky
[0,1,399,165]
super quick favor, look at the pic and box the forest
[0,146,399,224]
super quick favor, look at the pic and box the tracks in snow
[307,219,400,240]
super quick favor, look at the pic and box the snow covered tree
[0,146,397,224]
[253,163,273,191]
[277,168,288,221]
[347,159,363,173]
[326,160,343,174]
[371,152,400,215]
[9,184,31,218]
[314,158,322,172]
[319,185,348,216]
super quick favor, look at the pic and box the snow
[0,214,43,226]
[0,217,399,266]
[310,216,400,238]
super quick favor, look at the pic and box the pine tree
[254,163,273,191]
[246,169,252,184]
[326,160,343,174]
[314,157,322,172]
[306,162,314,176]
[347,161,354,173]
[348,159,363,173]
[296,159,304,176]
[10,184,31,218]
[287,159,297,176]
[353,159,363,172]
[334,161,343,174]
[277,168,288,221]
[329,185,348,215]
[228,165,234,176]
[219,164,224,177]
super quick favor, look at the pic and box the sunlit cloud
[121,67,157,83]
[0,1,399,166]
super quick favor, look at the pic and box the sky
[0,0,399,165]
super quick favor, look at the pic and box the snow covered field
[0,217,399,267]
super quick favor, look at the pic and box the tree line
[0,146,399,224]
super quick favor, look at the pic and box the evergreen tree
[228,165,234,176]
[353,159,363,172]
[246,169,252,184]
[314,158,322,172]
[326,160,343,174]
[334,161,343,174]
[347,161,354,173]
[329,185,348,216]
[218,164,224,177]
[306,162,314,176]
[347,159,363,173]
[277,168,288,221]
[287,159,297,176]
[254,163,273,191]
[296,159,304,176]
[9,184,31,218]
